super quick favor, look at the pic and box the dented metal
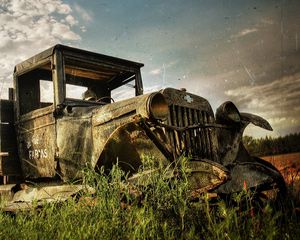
[0,44,285,211]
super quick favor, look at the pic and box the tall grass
[0,156,299,239]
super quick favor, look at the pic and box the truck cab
[0,45,285,208]
[13,45,146,180]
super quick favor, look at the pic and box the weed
[0,156,299,239]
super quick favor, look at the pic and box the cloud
[232,28,258,38]
[148,61,179,76]
[260,17,274,26]
[74,3,93,22]
[65,15,78,26]
[150,68,161,75]
[0,0,84,98]
[231,15,275,40]
[80,26,87,32]
[225,74,300,136]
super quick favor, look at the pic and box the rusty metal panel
[56,115,93,180]
[92,113,139,168]
[3,184,95,212]
[97,122,169,174]
[62,47,144,70]
[161,88,214,113]
[17,107,56,178]
[90,94,159,169]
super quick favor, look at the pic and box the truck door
[15,61,57,178]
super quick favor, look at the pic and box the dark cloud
[225,74,300,136]
[167,1,300,137]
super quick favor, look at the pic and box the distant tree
[243,132,300,156]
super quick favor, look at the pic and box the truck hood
[91,92,156,127]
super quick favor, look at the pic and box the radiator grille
[166,104,216,160]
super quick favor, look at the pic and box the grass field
[262,152,300,206]
[0,157,299,239]
[262,152,300,183]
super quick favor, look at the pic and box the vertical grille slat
[172,105,181,155]
[165,104,215,160]
[168,106,175,156]
[178,106,186,155]
[198,110,208,158]
[188,108,195,156]
[203,112,212,159]
[182,107,191,155]
[209,115,218,162]
[194,109,201,155]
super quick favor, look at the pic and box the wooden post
[8,88,14,101]
[3,176,8,185]
[135,70,143,96]
[52,50,65,108]
[2,87,14,184]
[0,152,9,184]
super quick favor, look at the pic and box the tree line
[243,132,300,157]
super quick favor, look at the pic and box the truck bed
[0,99,21,179]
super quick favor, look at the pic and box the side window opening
[18,62,53,115]
[40,80,54,107]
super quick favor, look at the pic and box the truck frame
[0,45,285,211]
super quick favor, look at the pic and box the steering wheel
[96,96,115,103]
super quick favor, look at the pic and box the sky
[0,0,299,138]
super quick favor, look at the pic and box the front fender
[240,112,273,131]
[216,101,273,166]
[96,120,229,194]
[96,121,170,175]
[215,102,284,193]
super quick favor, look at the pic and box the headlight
[216,101,241,124]
[147,93,169,120]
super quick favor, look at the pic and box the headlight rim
[147,92,169,121]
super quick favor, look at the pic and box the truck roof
[14,44,144,76]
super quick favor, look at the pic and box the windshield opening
[63,56,137,104]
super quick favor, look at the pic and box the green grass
[0,157,299,240]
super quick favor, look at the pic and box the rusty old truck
[0,45,285,210]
